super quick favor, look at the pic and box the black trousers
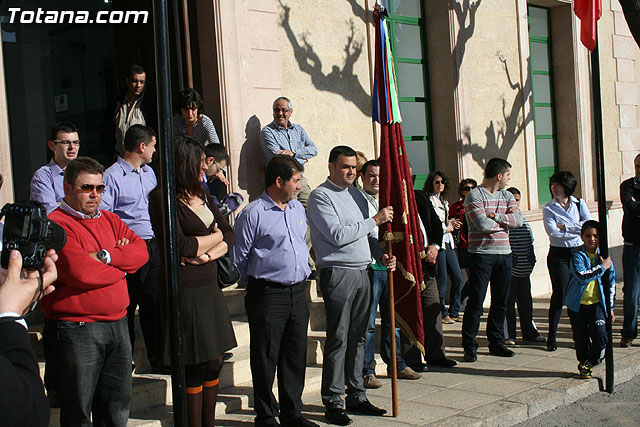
[462,253,512,351]
[245,277,309,425]
[506,276,540,340]
[568,303,608,365]
[402,263,447,364]
[126,239,161,362]
[547,246,578,345]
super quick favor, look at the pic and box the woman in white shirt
[425,171,463,324]
[542,171,591,351]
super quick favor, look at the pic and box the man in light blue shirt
[100,124,160,371]
[30,122,80,214]
[261,97,317,207]
[233,155,316,427]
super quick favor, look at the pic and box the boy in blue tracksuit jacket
[566,220,616,378]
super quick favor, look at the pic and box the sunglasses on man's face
[75,184,105,194]
[463,186,475,191]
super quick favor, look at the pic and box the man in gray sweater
[308,146,395,425]
[461,158,523,362]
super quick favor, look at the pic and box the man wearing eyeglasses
[100,125,161,372]
[41,157,149,426]
[30,122,81,214]
[261,97,317,207]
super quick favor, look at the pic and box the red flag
[374,8,425,352]
[574,0,602,51]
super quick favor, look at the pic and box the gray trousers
[319,267,371,408]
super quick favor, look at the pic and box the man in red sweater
[41,157,149,426]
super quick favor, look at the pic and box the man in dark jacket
[102,65,158,159]
[620,153,640,348]
[0,249,58,427]
[401,189,457,371]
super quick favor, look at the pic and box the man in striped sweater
[461,158,523,362]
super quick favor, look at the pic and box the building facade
[0,0,637,296]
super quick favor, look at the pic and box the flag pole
[589,30,614,394]
[365,0,379,158]
[386,239,399,417]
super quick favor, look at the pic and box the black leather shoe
[546,342,557,352]
[324,407,352,426]
[409,362,429,373]
[463,348,477,362]
[280,415,318,427]
[489,345,515,357]
[428,357,457,368]
[346,399,387,416]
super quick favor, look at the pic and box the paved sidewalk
[215,293,640,426]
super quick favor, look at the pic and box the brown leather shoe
[442,316,455,324]
[395,367,422,380]
[363,374,382,389]
[620,337,633,348]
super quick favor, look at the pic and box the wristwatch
[97,249,110,264]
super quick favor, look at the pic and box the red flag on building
[574,0,602,51]
[373,7,425,352]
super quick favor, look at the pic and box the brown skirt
[156,284,237,366]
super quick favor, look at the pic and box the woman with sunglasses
[543,171,591,351]
[149,136,236,427]
[425,171,464,324]
[449,178,477,284]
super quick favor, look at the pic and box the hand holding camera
[0,249,58,317]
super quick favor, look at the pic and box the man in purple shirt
[30,122,80,214]
[233,155,317,427]
[100,124,160,371]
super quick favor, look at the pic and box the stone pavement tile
[521,354,578,373]
[455,377,538,397]
[503,367,572,385]
[349,399,460,425]
[366,380,440,399]
[475,351,548,367]
[450,363,566,385]
[505,387,565,419]
[423,414,483,427]
[409,387,502,410]
[541,376,600,404]
[460,400,528,426]
[414,370,477,388]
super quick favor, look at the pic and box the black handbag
[217,252,240,288]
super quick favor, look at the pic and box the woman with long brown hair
[149,136,236,427]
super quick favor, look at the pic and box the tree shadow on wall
[462,54,533,169]
[237,115,264,202]
[453,0,482,88]
[279,1,371,116]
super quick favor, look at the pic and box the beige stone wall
[459,0,530,199]
[216,0,377,205]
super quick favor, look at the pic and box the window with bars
[380,0,433,176]
[528,5,558,204]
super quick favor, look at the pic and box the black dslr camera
[1,201,67,270]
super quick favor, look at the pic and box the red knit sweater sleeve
[53,220,130,290]
[104,212,149,272]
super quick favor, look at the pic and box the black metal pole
[152,0,188,423]
[590,35,614,394]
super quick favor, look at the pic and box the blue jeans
[363,269,407,376]
[49,317,132,427]
[436,247,463,318]
[622,245,640,340]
